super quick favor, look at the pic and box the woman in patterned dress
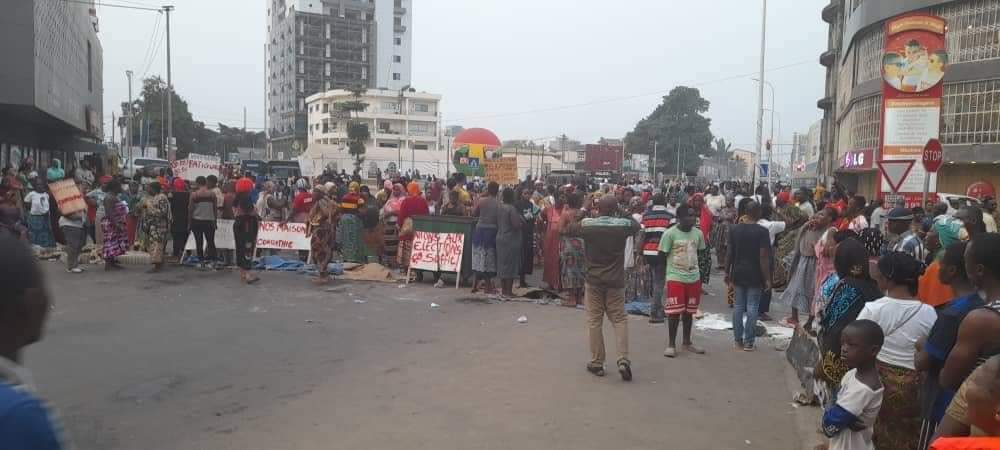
[540,191,565,291]
[138,181,171,273]
[307,187,338,285]
[559,191,586,307]
[101,180,128,271]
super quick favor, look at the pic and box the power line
[449,59,815,122]
[136,12,162,78]
[139,19,165,79]
[60,0,162,12]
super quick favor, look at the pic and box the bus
[266,160,301,180]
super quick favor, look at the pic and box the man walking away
[0,236,69,449]
[565,196,640,381]
[641,193,674,323]
[659,204,707,357]
[726,201,772,351]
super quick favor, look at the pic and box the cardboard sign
[409,231,465,272]
[48,179,87,215]
[483,157,518,185]
[171,156,221,181]
[185,220,310,251]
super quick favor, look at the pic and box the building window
[394,17,402,27]
[325,23,330,39]
[378,142,398,148]
[942,79,1000,145]
[325,81,332,90]
[932,0,1000,64]
[87,41,93,92]
[381,101,399,113]
[297,79,304,93]
[392,73,401,81]
[325,44,331,58]
[836,95,881,157]
[322,121,329,133]
[378,122,391,132]
[361,66,367,80]
[322,103,329,113]
[298,98,305,111]
[412,103,429,113]
[394,37,402,45]
[414,144,429,150]
[393,55,402,63]
[298,60,304,74]
[325,62,331,76]
[854,27,885,86]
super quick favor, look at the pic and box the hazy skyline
[99,0,827,158]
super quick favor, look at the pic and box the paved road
[29,262,812,450]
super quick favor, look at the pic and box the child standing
[821,319,885,450]
[24,181,54,250]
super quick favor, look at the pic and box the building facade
[0,0,105,169]
[303,88,442,176]
[818,0,1000,201]
[266,0,412,157]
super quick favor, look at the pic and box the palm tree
[336,86,370,171]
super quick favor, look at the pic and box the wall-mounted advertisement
[879,14,946,198]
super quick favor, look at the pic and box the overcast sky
[99,0,827,156]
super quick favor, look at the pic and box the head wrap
[777,191,792,205]
[99,175,113,186]
[173,177,187,192]
[236,177,254,193]
[46,159,65,181]
[295,178,308,190]
[349,181,360,193]
[407,181,420,196]
[341,192,360,210]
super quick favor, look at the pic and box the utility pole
[560,134,567,171]
[676,137,682,180]
[126,70,133,163]
[756,0,768,191]
[163,5,175,160]
[652,139,658,183]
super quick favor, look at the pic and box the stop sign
[923,138,943,173]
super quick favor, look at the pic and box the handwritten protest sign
[48,179,87,215]
[185,220,310,251]
[409,231,465,273]
[484,157,518,185]
[171,154,221,181]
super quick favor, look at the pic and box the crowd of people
[3,155,1000,449]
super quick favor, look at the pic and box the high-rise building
[0,0,106,169]
[266,0,412,158]
[817,0,1000,201]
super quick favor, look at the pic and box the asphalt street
[28,261,818,450]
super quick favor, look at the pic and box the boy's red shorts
[665,281,701,316]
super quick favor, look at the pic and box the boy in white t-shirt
[820,319,885,450]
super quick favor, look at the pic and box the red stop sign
[923,138,943,173]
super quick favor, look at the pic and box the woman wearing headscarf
[306,187,338,284]
[45,159,64,183]
[168,177,191,261]
[919,216,964,307]
[540,189,565,291]
[381,183,405,268]
[101,180,129,270]
[138,181,170,272]
[514,186,539,288]
[558,191,585,307]
[772,191,809,290]
[780,207,834,331]
[814,238,882,408]
[336,192,366,263]
[291,178,314,223]
[711,195,738,270]
[397,181,429,272]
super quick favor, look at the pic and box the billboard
[879,14,946,199]
[584,144,623,172]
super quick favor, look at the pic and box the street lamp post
[755,0,768,190]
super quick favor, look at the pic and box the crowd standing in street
[1,153,1000,448]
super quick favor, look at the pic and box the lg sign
[842,150,873,169]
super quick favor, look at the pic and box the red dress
[542,206,563,290]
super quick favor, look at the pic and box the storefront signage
[841,150,873,170]
[880,13,945,195]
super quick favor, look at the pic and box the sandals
[586,365,605,377]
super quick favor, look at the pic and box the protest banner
[171,155,222,181]
[185,220,310,252]
[408,231,465,288]
[48,179,87,215]
[483,157,519,185]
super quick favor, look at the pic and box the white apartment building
[303,88,444,176]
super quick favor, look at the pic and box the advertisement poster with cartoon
[880,14,946,201]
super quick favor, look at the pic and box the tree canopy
[624,86,713,177]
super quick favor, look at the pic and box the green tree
[624,86,713,177]
[129,76,201,158]
[335,86,370,171]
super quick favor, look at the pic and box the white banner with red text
[184,220,310,251]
